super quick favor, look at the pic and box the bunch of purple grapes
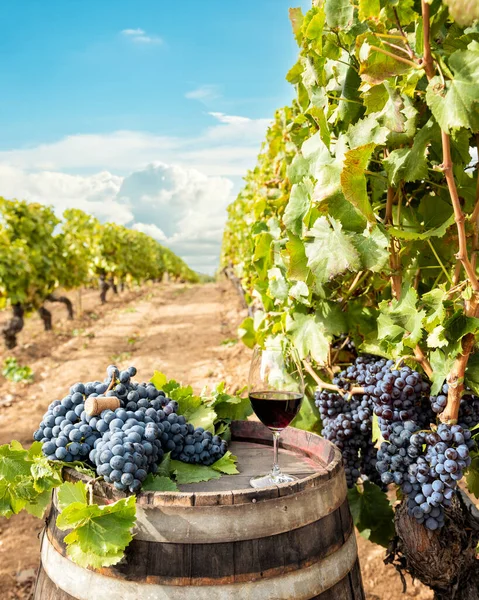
[315,390,374,488]
[34,365,227,494]
[317,355,477,531]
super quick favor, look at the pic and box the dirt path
[0,282,432,600]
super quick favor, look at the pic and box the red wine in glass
[249,391,303,430]
[248,345,304,488]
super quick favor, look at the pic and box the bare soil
[0,281,432,600]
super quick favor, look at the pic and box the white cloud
[0,114,270,176]
[121,28,162,45]
[0,112,271,274]
[132,222,167,241]
[185,85,221,101]
[122,28,145,36]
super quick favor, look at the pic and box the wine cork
[85,396,121,416]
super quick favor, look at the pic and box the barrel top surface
[65,420,342,506]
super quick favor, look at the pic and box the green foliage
[348,482,395,547]
[221,0,479,547]
[221,0,479,375]
[0,441,62,519]
[2,357,34,383]
[0,199,197,317]
[56,481,137,568]
[150,371,251,434]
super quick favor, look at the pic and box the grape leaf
[426,42,479,133]
[150,370,167,391]
[358,0,380,21]
[57,492,137,569]
[238,316,256,349]
[466,451,479,499]
[388,215,455,241]
[142,475,179,492]
[348,481,395,547]
[0,442,32,480]
[0,478,28,518]
[305,217,361,282]
[286,312,330,364]
[57,481,88,510]
[466,353,479,396]
[351,226,389,273]
[170,460,221,484]
[346,114,388,149]
[210,451,239,475]
[283,182,311,236]
[174,393,217,431]
[156,453,172,477]
[377,288,425,352]
[340,143,376,222]
[325,0,353,30]
[24,489,52,518]
[383,120,438,186]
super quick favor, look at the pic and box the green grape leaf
[359,37,413,85]
[57,481,88,511]
[466,353,479,396]
[0,442,32,480]
[285,235,310,282]
[340,143,376,222]
[358,0,380,20]
[57,493,137,569]
[283,181,311,236]
[348,481,395,547]
[0,478,28,518]
[170,461,222,484]
[286,312,330,364]
[211,451,239,475]
[426,42,479,133]
[157,453,172,478]
[238,316,256,349]
[268,267,289,301]
[291,395,322,434]
[427,325,448,348]
[388,215,455,241]
[142,475,179,492]
[351,226,389,272]
[214,396,252,422]
[170,389,217,432]
[24,488,52,518]
[466,451,479,499]
[346,114,389,149]
[430,350,456,396]
[422,288,448,330]
[362,84,388,114]
[377,288,425,351]
[305,217,361,282]
[325,0,354,30]
[150,370,168,391]
[383,120,438,186]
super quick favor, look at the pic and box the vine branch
[420,2,479,422]
[303,360,364,397]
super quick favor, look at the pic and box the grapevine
[221,0,479,595]
[0,199,198,348]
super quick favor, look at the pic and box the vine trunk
[391,492,479,599]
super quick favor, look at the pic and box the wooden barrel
[34,421,364,600]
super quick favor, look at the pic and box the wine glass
[248,344,304,488]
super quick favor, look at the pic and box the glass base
[250,472,298,488]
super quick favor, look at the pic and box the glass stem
[271,431,281,478]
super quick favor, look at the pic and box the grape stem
[106,375,116,393]
[303,360,364,396]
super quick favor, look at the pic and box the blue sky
[0,0,308,273]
